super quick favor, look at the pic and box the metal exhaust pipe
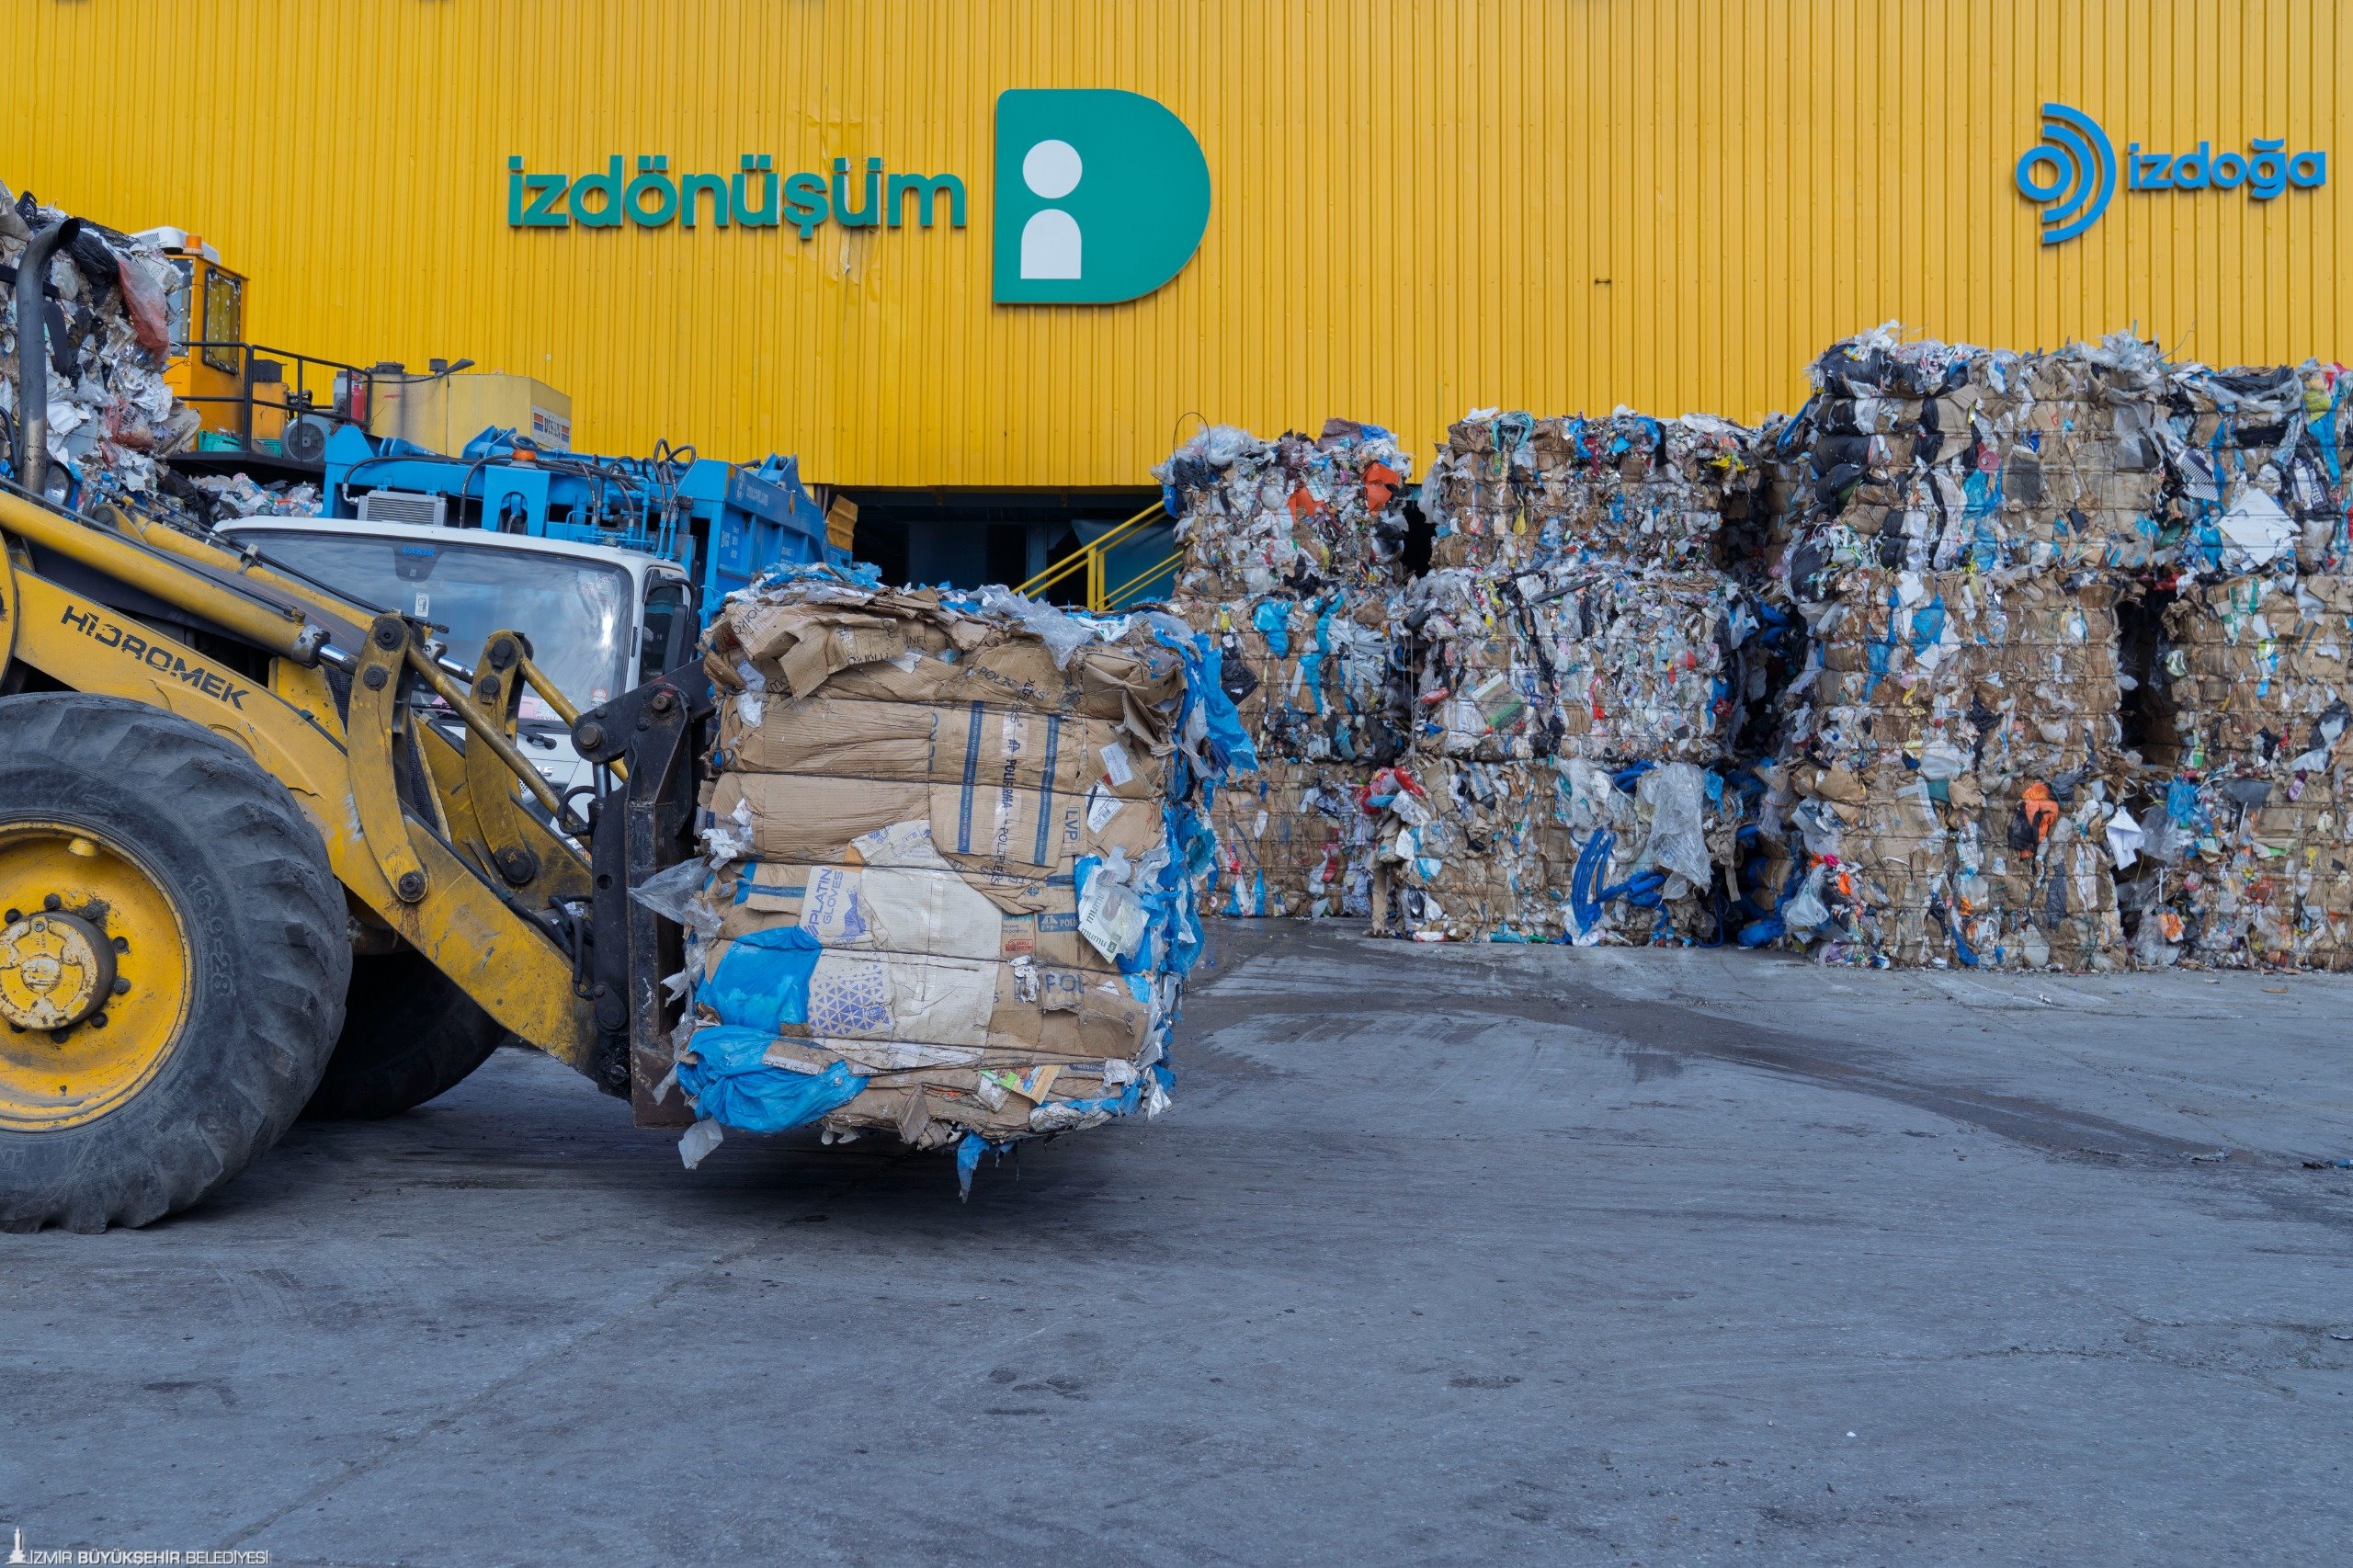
[13,215,84,498]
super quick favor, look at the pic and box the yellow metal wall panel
[5,0,2347,486]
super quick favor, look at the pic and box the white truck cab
[215,517,696,801]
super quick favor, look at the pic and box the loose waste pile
[648,565,1251,1187]
[1161,325,2353,971]
[0,182,195,505]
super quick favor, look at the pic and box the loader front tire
[0,694,348,1232]
[302,947,505,1119]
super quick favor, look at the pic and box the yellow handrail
[1103,551,1183,610]
[1014,500,1171,609]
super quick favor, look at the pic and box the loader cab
[137,226,378,475]
[213,518,697,799]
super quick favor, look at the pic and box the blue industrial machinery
[319,424,845,622]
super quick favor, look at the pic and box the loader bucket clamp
[572,665,713,1121]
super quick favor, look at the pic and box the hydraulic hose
[12,216,84,497]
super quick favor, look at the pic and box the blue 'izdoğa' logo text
[2016,102,2326,244]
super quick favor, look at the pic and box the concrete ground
[5,924,2353,1566]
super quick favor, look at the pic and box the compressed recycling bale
[2166,362,2353,580]
[1789,566,2127,784]
[2155,574,2353,773]
[1367,762,1552,940]
[674,571,1248,1177]
[1156,419,1413,602]
[1366,756,1744,945]
[1775,764,2128,969]
[2122,776,2353,971]
[1187,591,1405,767]
[1421,409,1759,574]
[1207,760,1374,919]
[2121,573,2353,969]
[1400,563,1751,766]
[1767,324,2178,586]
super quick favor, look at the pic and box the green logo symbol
[993,89,1211,304]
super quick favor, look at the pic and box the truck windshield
[237,529,633,717]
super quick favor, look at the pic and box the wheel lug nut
[112,978,131,995]
[43,893,61,911]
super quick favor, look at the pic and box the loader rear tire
[0,694,348,1232]
[302,947,505,1119]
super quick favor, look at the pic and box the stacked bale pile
[1370,411,1762,943]
[669,568,1247,1186]
[1762,567,2132,967]
[2123,358,2353,969]
[1755,325,2164,968]
[1157,421,1415,920]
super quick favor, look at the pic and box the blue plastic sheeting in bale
[699,926,822,1032]
[676,1026,869,1134]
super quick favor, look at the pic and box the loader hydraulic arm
[0,480,608,1078]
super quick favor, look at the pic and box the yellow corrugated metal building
[7,0,2347,492]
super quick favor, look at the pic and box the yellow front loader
[1,219,704,1230]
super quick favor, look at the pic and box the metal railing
[177,341,377,458]
[1015,500,1180,610]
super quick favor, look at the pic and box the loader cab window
[226,528,633,717]
[639,577,691,678]
[164,258,194,355]
[200,266,244,372]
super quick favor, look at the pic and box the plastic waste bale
[1421,409,1760,574]
[2164,361,2353,581]
[1768,323,2177,583]
[1766,564,2131,969]
[1774,762,2126,970]
[1156,418,1414,603]
[1362,756,1746,945]
[677,568,1250,1179]
[0,182,199,506]
[2121,573,2353,969]
[1367,761,1552,940]
[1399,563,1751,767]
[1206,759,1375,919]
[1531,757,1750,946]
[1189,590,1406,767]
